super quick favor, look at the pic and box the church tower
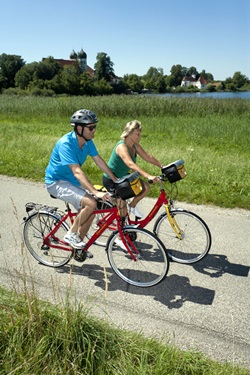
[77,49,87,72]
[70,49,77,60]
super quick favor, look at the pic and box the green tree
[123,74,143,93]
[206,83,216,92]
[181,66,188,76]
[199,69,214,81]
[0,53,25,89]
[215,82,224,91]
[226,82,237,91]
[232,71,248,88]
[94,78,113,95]
[15,62,39,89]
[143,67,165,92]
[169,64,183,87]
[111,79,127,94]
[60,65,81,95]
[15,58,63,91]
[94,52,115,81]
[38,57,62,80]
[164,75,175,88]
[187,66,198,78]
[80,72,96,95]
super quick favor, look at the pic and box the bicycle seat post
[65,202,71,212]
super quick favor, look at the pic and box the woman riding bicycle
[102,120,165,218]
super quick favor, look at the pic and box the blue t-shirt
[45,131,98,186]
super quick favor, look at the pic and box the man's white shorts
[45,181,87,211]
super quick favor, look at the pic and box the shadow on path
[192,253,249,278]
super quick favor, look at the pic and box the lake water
[155,91,250,99]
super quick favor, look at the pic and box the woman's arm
[116,143,159,180]
[136,144,164,168]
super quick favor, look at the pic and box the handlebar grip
[148,179,153,184]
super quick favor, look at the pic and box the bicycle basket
[114,172,143,200]
[162,159,187,183]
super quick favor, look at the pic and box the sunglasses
[85,125,97,131]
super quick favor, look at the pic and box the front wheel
[23,211,72,267]
[154,209,212,264]
[107,227,169,287]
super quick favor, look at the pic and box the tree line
[0,52,249,96]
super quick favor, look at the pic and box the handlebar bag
[114,172,143,199]
[162,159,187,183]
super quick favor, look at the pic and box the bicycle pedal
[73,249,93,262]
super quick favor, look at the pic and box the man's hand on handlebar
[94,191,111,201]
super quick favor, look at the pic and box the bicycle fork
[118,225,140,261]
[165,205,184,240]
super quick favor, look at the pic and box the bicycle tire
[23,211,72,267]
[154,209,212,264]
[107,227,169,287]
[86,200,115,247]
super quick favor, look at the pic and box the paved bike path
[0,175,249,370]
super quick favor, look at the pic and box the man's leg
[70,193,97,240]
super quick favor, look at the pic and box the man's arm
[92,155,118,182]
[69,164,99,195]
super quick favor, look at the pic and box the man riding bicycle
[45,109,117,258]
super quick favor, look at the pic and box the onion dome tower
[70,50,77,60]
[78,49,87,72]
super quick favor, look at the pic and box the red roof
[42,58,95,77]
[197,76,209,84]
[182,76,196,82]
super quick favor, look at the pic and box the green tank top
[104,140,137,178]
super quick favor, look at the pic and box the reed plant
[1,287,249,375]
[0,94,249,209]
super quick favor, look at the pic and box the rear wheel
[154,209,211,264]
[107,227,169,287]
[23,211,72,267]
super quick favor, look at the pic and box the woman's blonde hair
[120,120,142,140]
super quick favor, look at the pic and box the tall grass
[0,95,249,209]
[0,94,249,119]
[1,287,249,374]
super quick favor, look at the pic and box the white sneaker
[128,205,143,219]
[63,231,74,243]
[64,231,86,249]
[115,238,128,252]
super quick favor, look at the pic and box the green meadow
[0,94,249,208]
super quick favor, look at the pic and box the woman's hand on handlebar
[147,175,161,184]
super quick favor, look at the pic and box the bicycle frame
[42,203,140,260]
[90,180,183,241]
[126,182,183,239]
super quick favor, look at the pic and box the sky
[1,0,250,81]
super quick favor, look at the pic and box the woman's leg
[130,180,150,208]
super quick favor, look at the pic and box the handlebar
[148,174,168,184]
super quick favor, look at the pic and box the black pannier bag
[114,172,143,200]
[161,159,187,183]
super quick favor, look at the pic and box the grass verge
[0,287,249,375]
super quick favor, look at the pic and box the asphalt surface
[0,175,249,370]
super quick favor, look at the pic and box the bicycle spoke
[23,211,72,267]
[107,227,169,287]
[154,209,211,264]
